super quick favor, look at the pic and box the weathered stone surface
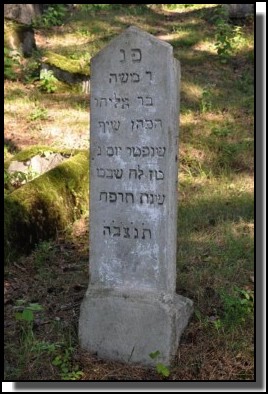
[4,21,36,57]
[79,26,193,366]
[80,287,193,365]
[4,4,42,25]
[8,153,67,178]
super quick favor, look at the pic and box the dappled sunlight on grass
[230,220,254,240]
[193,40,217,55]
[45,32,90,48]
[181,80,203,103]
[4,4,254,381]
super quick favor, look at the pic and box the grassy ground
[4,4,254,381]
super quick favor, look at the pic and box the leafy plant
[31,341,59,354]
[33,241,54,268]
[4,47,20,80]
[211,125,232,137]
[32,5,67,28]
[4,168,38,192]
[15,302,43,322]
[14,301,44,347]
[28,106,48,121]
[215,20,233,63]
[219,287,254,330]
[214,7,245,63]
[200,84,214,113]
[149,350,170,378]
[39,69,58,93]
[52,347,83,380]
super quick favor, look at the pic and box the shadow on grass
[4,138,20,155]
[177,190,254,301]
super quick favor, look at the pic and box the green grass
[4,4,254,381]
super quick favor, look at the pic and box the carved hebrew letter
[100,192,107,202]
[137,165,144,180]
[118,193,124,202]
[113,169,123,179]
[97,146,102,155]
[126,147,132,155]
[129,169,137,179]
[134,228,138,239]
[140,193,149,204]
[109,192,117,202]
[146,71,152,81]
[113,227,121,236]
[137,96,143,105]
[119,73,128,83]
[154,119,162,130]
[97,168,105,178]
[126,193,134,203]
[133,147,141,157]
[156,170,164,180]
[115,146,122,155]
[142,229,151,240]
[157,194,166,205]
[142,147,150,157]
[111,121,120,131]
[131,48,142,62]
[150,147,155,157]
[109,73,117,83]
[122,98,129,109]
[100,98,107,107]
[94,98,99,107]
[120,49,126,63]
[149,194,155,204]
[137,120,143,130]
[103,226,110,236]
[157,147,166,157]
[131,72,140,82]
[98,121,105,132]
[123,227,130,238]
[106,147,114,156]
[106,169,113,179]
[145,120,153,129]
[145,97,153,106]
[109,92,121,108]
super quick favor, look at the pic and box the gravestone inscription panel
[79,26,193,366]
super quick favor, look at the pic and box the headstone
[224,4,254,19]
[79,26,193,366]
[4,4,42,25]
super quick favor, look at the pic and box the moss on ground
[4,151,89,263]
[43,51,90,76]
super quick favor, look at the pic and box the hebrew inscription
[99,191,166,205]
[89,26,179,290]
[103,222,151,240]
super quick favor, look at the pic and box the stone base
[79,286,193,366]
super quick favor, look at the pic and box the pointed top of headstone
[92,25,173,62]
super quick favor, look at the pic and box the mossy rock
[43,51,90,77]
[4,151,89,264]
[4,145,81,169]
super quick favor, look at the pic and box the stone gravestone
[79,26,193,366]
